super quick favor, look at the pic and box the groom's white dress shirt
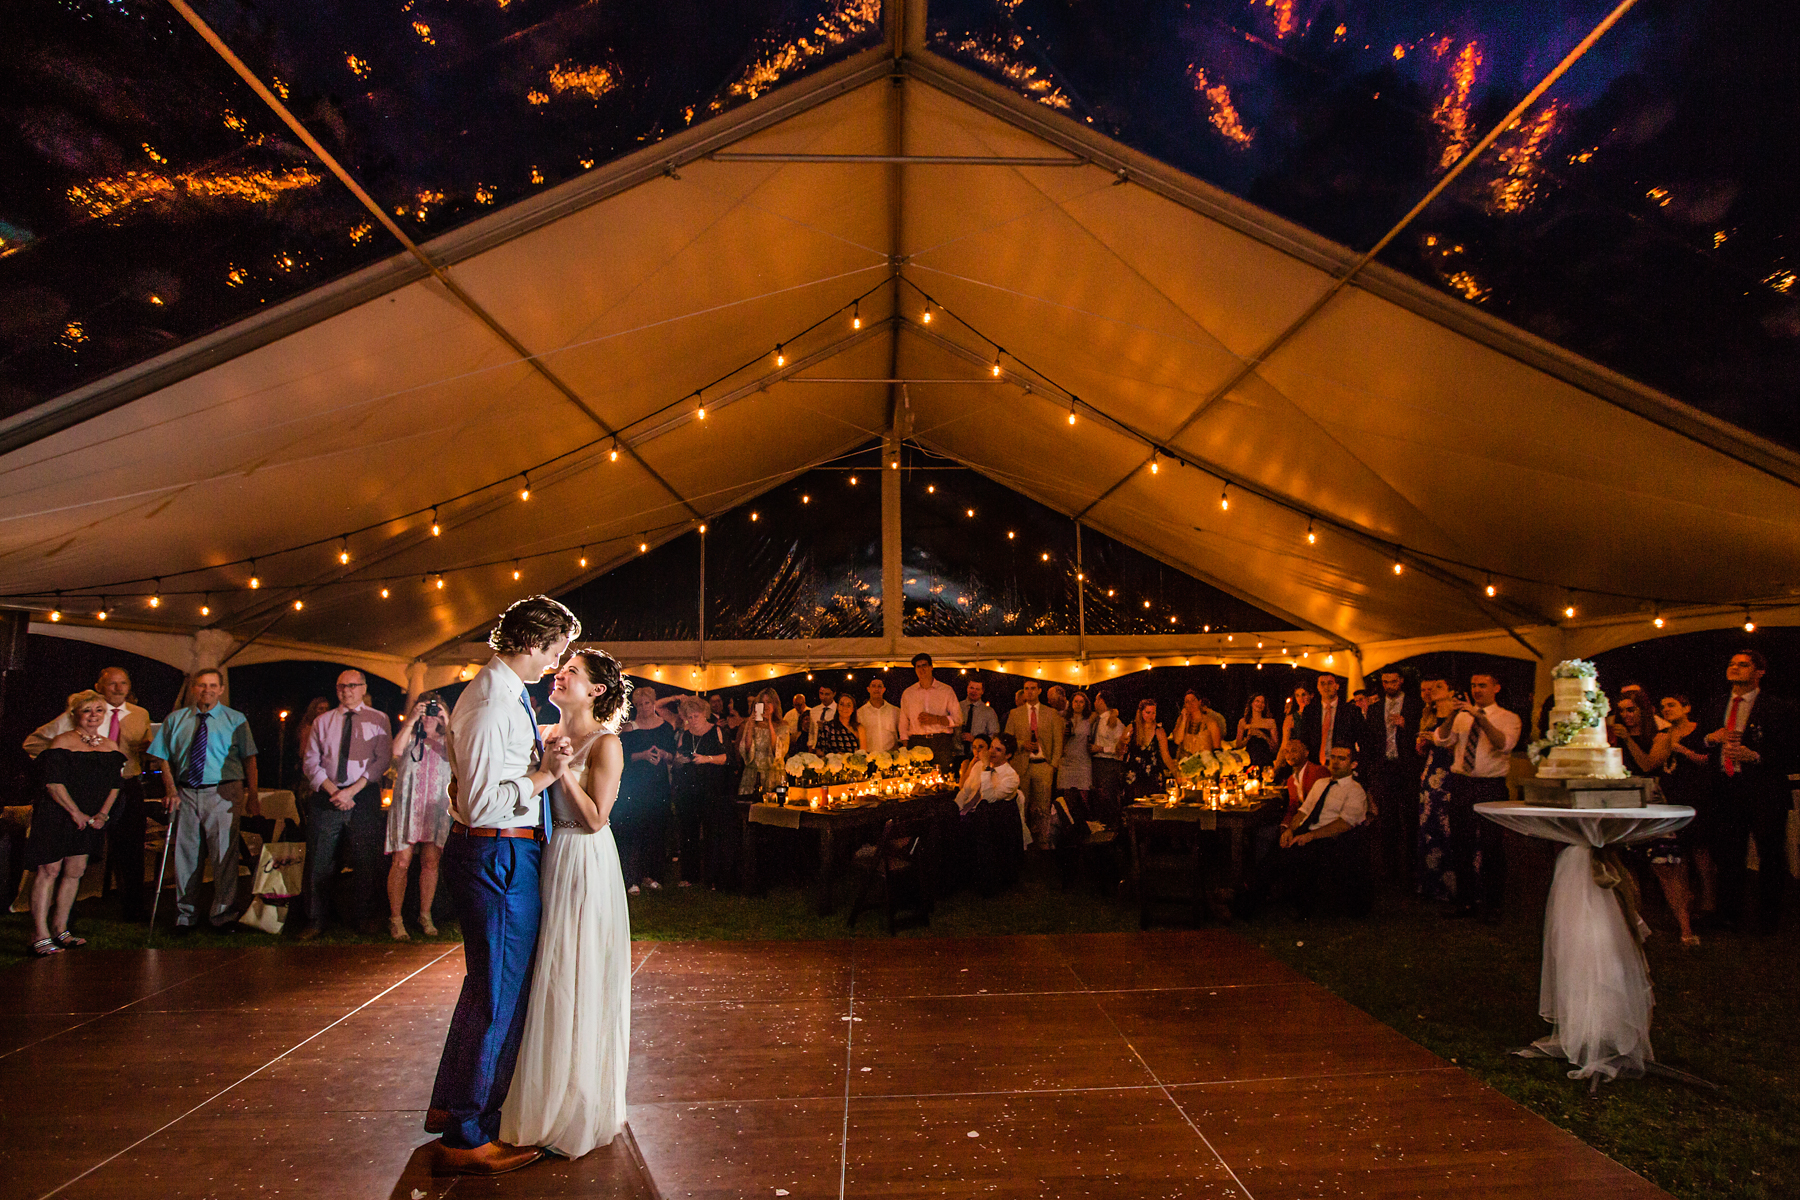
[447,656,541,830]
[955,760,1019,815]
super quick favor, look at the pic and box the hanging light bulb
[338,536,351,565]
[773,344,785,368]
[379,588,389,600]
[148,580,162,609]
[1563,603,1577,620]
[430,507,441,536]
[97,598,109,621]
[293,599,305,611]
[1219,485,1230,512]
[1652,607,1664,629]
[435,574,446,590]
[990,349,1003,377]
[578,547,589,568]
[639,540,649,554]
[49,606,62,622]
[200,594,211,618]
[1392,557,1405,576]
[512,561,522,581]
[519,474,531,502]
[851,302,861,330]
[1744,608,1756,632]
[1484,575,1496,597]
[698,523,707,534]
[1305,520,1316,545]
[1203,624,1211,633]
[248,561,260,589]
[695,393,706,420]
[609,441,619,463]
[921,304,932,324]
[1149,451,1160,475]
[1067,397,1077,425]
[749,511,759,522]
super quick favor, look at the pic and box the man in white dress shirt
[857,678,901,753]
[297,670,393,939]
[953,733,1025,893]
[1254,746,1371,917]
[25,667,155,920]
[428,597,577,1177]
[1433,671,1521,922]
[899,653,961,767]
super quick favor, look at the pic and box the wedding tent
[4,0,1798,702]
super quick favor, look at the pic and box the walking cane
[146,800,177,946]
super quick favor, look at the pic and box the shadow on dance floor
[0,933,1668,1198]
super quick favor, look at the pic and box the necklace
[77,730,104,747]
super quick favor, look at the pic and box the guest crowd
[13,644,1795,952]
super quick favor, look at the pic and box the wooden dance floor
[0,932,1669,1199]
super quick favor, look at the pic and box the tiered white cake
[1532,661,1626,779]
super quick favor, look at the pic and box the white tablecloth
[1476,801,1693,1082]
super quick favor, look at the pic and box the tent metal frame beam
[709,153,1085,166]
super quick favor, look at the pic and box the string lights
[248,561,260,589]
[773,344,786,368]
[695,393,706,420]
[518,474,531,502]
[1219,484,1230,512]
[430,507,441,536]
[1306,520,1316,545]
[338,536,351,565]
[148,580,162,608]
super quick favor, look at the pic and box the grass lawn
[3,857,1795,1199]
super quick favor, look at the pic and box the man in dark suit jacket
[1292,673,1365,768]
[1364,666,1425,886]
[1706,649,1798,934]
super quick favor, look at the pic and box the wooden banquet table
[742,789,959,915]
[1123,797,1281,925]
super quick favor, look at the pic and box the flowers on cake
[1551,659,1598,680]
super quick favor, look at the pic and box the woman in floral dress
[1121,697,1175,799]
[1415,679,1461,903]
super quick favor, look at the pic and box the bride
[500,647,632,1158]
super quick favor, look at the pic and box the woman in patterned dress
[1122,697,1175,799]
[1415,679,1460,903]
[385,692,452,939]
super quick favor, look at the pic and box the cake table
[1475,800,1694,1088]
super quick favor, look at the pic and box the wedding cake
[1530,660,1627,779]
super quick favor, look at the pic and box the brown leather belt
[450,822,540,841]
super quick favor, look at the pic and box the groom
[427,595,579,1175]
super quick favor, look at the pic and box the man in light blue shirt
[147,668,258,932]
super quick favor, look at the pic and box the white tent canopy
[5,13,1798,692]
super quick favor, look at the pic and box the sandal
[30,937,63,957]
[419,917,438,937]
[52,931,86,949]
[389,917,410,941]
[1681,934,1701,948]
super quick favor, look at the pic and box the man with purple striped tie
[427,596,578,1177]
[146,668,259,932]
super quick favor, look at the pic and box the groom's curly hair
[569,648,632,731]
[488,595,581,655]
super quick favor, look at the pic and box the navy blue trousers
[429,832,542,1148]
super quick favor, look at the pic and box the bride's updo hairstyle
[570,648,632,732]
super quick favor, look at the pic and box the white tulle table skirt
[1476,802,1693,1082]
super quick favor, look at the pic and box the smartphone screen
[754,703,765,718]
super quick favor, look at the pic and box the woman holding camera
[385,692,452,939]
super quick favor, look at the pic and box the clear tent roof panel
[0,0,885,418]
[928,0,1800,449]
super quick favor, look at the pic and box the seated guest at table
[24,691,124,955]
[1088,690,1127,826]
[618,685,676,894]
[24,666,154,921]
[147,669,259,933]
[385,692,451,940]
[807,685,838,750]
[1121,697,1173,800]
[736,687,791,798]
[953,733,1025,892]
[956,679,1000,764]
[1234,694,1279,768]
[899,654,961,766]
[1432,671,1520,922]
[857,678,902,753]
[1704,649,1797,935]
[672,696,734,890]
[1250,746,1371,918]
[1003,679,1063,847]
[815,693,862,755]
[1657,693,1713,944]
[299,670,393,939]
[959,734,991,790]
[1245,737,1323,891]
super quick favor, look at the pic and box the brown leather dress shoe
[430,1141,544,1176]
[423,1107,452,1135]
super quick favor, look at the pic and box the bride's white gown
[500,740,631,1157]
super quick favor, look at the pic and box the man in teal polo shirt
[148,668,259,932]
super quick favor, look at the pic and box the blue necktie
[185,710,210,787]
[520,688,551,843]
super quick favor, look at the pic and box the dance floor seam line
[0,949,256,1062]
[30,945,461,1200]
[836,968,856,1200]
[1096,996,1261,1200]
[642,980,1308,1004]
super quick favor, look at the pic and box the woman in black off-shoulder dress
[27,691,125,956]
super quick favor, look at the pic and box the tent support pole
[697,529,707,671]
[1074,521,1087,670]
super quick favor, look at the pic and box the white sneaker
[627,884,641,896]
